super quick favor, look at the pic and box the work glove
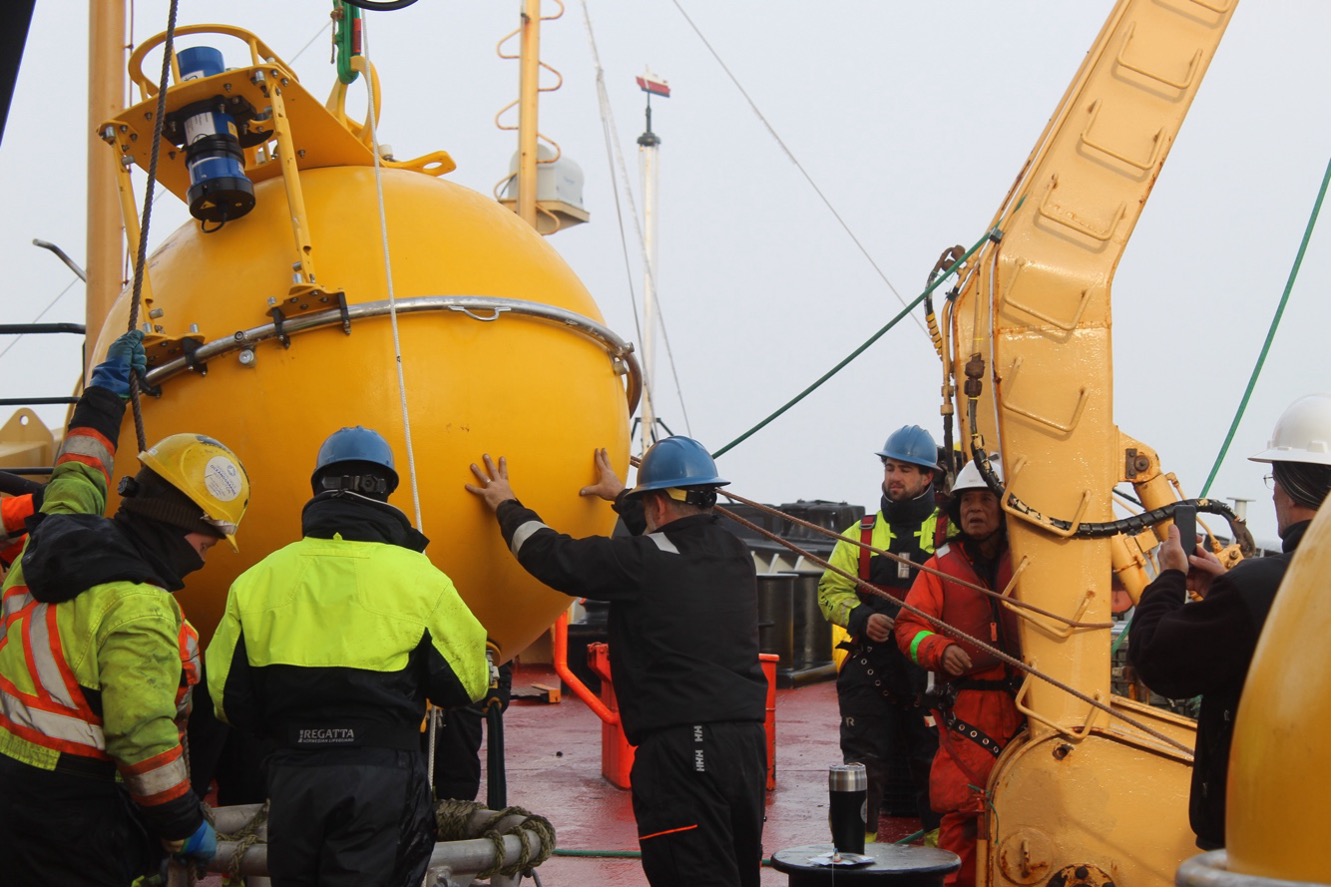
[89,329,147,398]
[167,818,217,868]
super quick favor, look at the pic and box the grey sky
[3,1,1329,547]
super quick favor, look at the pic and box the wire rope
[1201,160,1330,496]
[717,495,1193,757]
[712,227,992,459]
[668,0,926,340]
[123,0,180,453]
[577,0,692,437]
[360,19,424,530]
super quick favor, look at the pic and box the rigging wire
[1201,160,1330,497]
[578,0,692,438]
[715,495,1193,758]
[124,0,180,454]
[360,17,424,531]
[712,226,993,459]
[668,0,927,341]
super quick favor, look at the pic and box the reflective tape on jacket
[120,743,191,806]
[0,602,106,759]
[53,428,116,485]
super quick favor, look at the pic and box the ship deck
[496,662,923,887]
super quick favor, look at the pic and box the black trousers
[0,753,157,885]
[838,701,939,834]
[630,721,766,887]
[266,747,435,886]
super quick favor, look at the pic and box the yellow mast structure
[947,0,1238,884]
[84,0,126,362]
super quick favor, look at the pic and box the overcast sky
[3,1,1329,547]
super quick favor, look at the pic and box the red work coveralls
[895,541,1022,885]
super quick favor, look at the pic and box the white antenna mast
[635,69,669,455]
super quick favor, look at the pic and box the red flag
[636,74,670,98]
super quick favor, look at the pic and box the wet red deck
[500,663,922,887]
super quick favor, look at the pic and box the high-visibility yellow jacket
[208,525,488,750]
[0,387,202,840]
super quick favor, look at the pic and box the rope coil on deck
[434,799,556,879]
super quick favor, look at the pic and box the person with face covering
[1128,394,1331,852]
[0,329,250,884]
[895,454,1021,886]
[207,426,488,886]
[817,425,949,843]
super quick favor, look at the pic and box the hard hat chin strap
[662,487,717,509]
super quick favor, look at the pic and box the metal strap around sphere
[142,295,642,412]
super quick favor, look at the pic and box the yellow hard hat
[138,433,250,551]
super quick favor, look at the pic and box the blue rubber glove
[88,329,147,398]
[174,818,217,866]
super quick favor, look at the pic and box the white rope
[577,0,693,438]
[360,19,424,531]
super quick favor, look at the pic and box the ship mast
[85,0,126,357]
[635,71,669,455]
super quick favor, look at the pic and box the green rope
[1201,160,1330,496]
[712,227,995,459]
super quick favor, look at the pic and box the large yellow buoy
[91,53,636,660]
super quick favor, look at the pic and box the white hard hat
[954,453,1003,492]
[1249,394,1331,466]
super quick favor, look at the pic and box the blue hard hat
[311,426,399,493]
[875,425,938,469]
[630,436,729,495]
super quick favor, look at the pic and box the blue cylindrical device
[176,46,255,224]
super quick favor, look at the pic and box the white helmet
[1249,394,1331,466]
[953,453,1003,492]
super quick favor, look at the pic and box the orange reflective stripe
[176,624,200,724]
[0,604,106,757]
[0,685,106,758]
[54,429,116,484]
[638,824,700,841]
[121,744,190,806]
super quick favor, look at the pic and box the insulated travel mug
[828,762,867,854]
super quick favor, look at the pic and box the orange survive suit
[895,540,1022,883]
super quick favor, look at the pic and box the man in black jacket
[1129,393,1330,851]
[466,438,767,886]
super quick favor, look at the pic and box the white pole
[638,114,661,455]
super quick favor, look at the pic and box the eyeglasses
[1263,474,1275,491]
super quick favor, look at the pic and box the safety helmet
[1248,394,1331,465]
[952,453,1004,493]
[629,436,729,497]
[876,425,938,470]
[948,453,1003,527]
[310,426,400,496]
[137,433,250,551]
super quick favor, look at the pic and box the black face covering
[112,512,204,592]
[882,481,936,526]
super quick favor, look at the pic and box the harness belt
[943,713,1003,757]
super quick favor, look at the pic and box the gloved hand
[167,818,217,867]
[89,329,147,398]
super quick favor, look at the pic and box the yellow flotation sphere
[93,166,636,662]
[1226,497,1330,884]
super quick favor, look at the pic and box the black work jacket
[496,497,766,745]
[1127,520,1309,850]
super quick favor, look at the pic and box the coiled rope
[434,799,557,879]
